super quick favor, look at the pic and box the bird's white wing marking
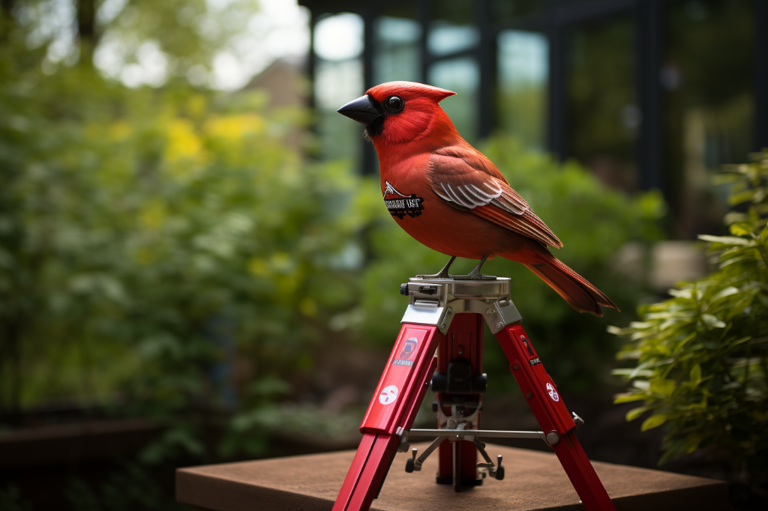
[435,179,529,217]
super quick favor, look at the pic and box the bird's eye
[384,95,404,113]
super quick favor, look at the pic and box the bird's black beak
[337,95,382,126]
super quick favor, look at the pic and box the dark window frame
[301,0,767,202]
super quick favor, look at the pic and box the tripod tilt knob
[400,283,409,296]
[495,455,505,480]
[405,448,418,473]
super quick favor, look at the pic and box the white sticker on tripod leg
[379,385,398,405]
[546,382,560,402]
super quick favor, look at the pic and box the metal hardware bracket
[400,277,522,334]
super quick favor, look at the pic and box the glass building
[300,0,767,237]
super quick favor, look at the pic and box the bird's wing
[427,146,563,249]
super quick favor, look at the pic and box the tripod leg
[434,313,485,490]
[333,324,442,511]
[494,323,616,511]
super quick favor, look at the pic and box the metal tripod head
[400,277,523,335]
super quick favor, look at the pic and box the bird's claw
[451,255,495,280]
[416,256,456,280]
[415,255,496,280]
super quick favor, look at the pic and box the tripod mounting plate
[401,277,522,334]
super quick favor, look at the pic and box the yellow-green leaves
[650,378,676,396]
[689,364,701,387]
[626,406,650,421]
[641,414,667,431]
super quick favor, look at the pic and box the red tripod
[332,277,616,511]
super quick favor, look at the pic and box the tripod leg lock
[546,430,561,445]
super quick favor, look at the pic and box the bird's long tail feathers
[523,255,619,317]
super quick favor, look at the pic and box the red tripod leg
[435,313,484,489]
[495,323,616,511]
[332,324,442,511]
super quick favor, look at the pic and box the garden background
[0,1,765,510]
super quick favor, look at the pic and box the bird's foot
[416,256,456,280]
[450,255,496,280]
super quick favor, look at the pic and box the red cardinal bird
[338,81,618,316]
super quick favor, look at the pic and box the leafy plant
[612,150,768,475]
[0,15,367,461]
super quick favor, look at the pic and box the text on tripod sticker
[379,385,399,405]
[546,382,560,402]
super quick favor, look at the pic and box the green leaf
[626,406,650,421]
[650,378,676,396]
[668,289,693,299]
[701,314,725,329]
[628,361,653,378]
[689,364,701,387]
[729,222,752,236]
[614,393,646,404]
[698,234,753,246]
[612,368,653,377]
[711,287,739,302]
[641,414,667,431]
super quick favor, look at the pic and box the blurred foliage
[0,61,369,446]
[612,150,768,476]
[8,0,259,83]
[354,138,665,393]
[0,0,369,464]
[64,463,187,511]
[0,484,33,511]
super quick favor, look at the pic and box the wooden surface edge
[176,468,335,511]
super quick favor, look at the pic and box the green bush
[353,138,664,392]
[0,54,367,456]
[612,150,768,474]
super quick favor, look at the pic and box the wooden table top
[176,442,728,511]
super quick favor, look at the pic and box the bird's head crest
[343,81,458,145]
[365,81,456,105]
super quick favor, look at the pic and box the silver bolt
[546,431,560,445]
[485,308,495,315]
[446,307,453,315]
[495,322,504,330]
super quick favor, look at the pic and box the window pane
[428,0,479,56]
[497,30,548,151]
[313,13,364,162]
[373,5,421,83]
[428,58,479,142]
[567,16,638,193]
[663,0,754,237]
